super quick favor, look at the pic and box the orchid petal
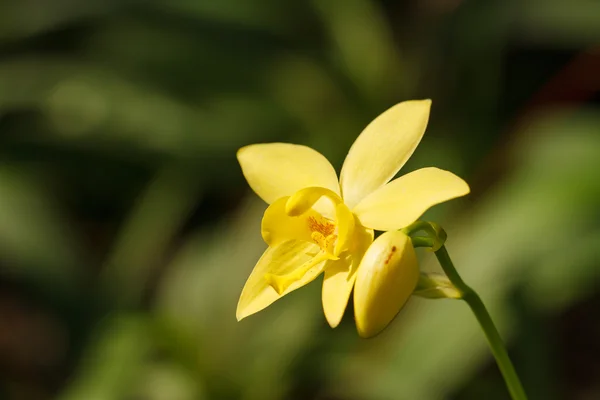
[353,167,470,231]
[236,240,325,321]
[238,143,340,205]
[322,223,373,328]
[340,100,431,208]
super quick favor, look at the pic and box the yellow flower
[236,100,469,336]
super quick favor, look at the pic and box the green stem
[434,246,528,400]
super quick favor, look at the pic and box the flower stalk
[405,219,527,400]
[433,246,528,400]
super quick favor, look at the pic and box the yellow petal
[266,251,332,294]
[353,167,470,231]
[333,202,355,257]
[354,230,419,338]
[339,100,432,209]
[261,197,322,246]
[322,223,373,328]
[285,186,342,217]
[238,143,340,204]
[236,240,325,321]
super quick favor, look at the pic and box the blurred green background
[0,0,599,399]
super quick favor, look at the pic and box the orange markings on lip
[307,216,337,252]
[307,216,335,236]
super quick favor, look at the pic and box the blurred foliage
[0,0,599,399]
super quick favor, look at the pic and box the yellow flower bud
[354,230,419,338]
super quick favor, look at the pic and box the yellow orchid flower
[236,99,470,337]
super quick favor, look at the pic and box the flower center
[263,189,357,295]
[307,216,337,254]
[285,186,356,257]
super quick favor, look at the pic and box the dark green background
[0,0,599,399]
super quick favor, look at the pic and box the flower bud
[413,272,462,299]
[354,230,419,338]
